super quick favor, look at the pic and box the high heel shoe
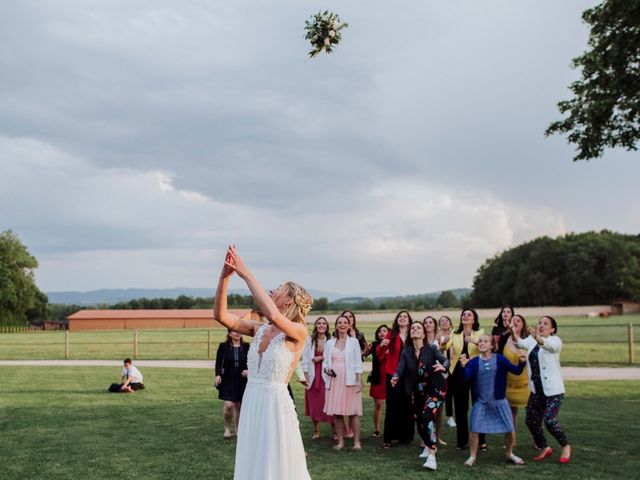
[559,445,571,464]
[533,447,553,461]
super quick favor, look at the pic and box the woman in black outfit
[445,309,486,450]
[392,321,450,470]
[491,305,515,354]
[214,329,249,438]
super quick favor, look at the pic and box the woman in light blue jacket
[514,316,571,464]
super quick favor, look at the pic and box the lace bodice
[247,324,295,384]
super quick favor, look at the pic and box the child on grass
[459,334,526,467]
[108,358,145,393]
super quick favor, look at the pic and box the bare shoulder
[279,323,305,348]
[288,322,308,342]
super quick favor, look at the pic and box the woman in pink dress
[323,315,364,450]
[302,317,334,439]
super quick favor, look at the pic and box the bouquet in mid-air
[304,11,348,58]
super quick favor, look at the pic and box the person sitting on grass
[458,334,526,467]
[119,358,145,393]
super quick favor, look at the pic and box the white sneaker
[423,455,437,470]
[447,417,457,428]
[419,447,430,458]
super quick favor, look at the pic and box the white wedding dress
[234,324,311,480]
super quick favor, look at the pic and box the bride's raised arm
[213,249,262,337]
[225,245,308,345]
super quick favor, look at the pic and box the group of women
[212,295,572,472]
[298,306,572,470]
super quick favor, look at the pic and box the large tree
[471,230,640,307]
[0,230,48,325]
[546,0,640,160]
[436,290,458,309]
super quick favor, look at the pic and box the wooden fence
[0,323,637,364]
[0,325,46,333]
[0,328,220,360]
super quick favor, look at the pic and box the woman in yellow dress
[502,314,530,447]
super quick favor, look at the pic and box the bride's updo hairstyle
[279,282,313,324]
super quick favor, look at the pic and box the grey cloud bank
[0,0,638,295]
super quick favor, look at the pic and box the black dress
[215,342,249,402]
[491,324,509,354]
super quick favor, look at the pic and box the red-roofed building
[67,309,253,330]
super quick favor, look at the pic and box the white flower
[329,30,336,38]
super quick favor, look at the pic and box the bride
[213,245,313,480]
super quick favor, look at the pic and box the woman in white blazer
[322,315,363,450]
[301,317,334,439]
[514,316,571,464]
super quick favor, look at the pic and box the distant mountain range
[46,287,472,306]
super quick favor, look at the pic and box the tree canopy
[471,230,640,307]
[546,0,640,160]
[436,290,458,309]
[0,230,48,325]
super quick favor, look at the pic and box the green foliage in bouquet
[304,11,348,58]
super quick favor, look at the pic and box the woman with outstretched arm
[213,245,313,480]
[513,316,572,464]
[391,321,449,471]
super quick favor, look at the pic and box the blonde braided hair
[279,281,313,324]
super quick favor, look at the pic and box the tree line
[46,290,464,323]
[47,294,256,323]
[3,229,640,326]
[471,230,640,307]
[313,290,464,313]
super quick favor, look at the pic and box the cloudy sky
[1,0,638,296]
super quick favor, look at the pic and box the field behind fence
[0,315,638,366]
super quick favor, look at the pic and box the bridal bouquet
[304,11,348,58]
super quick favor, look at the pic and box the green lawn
[0,366,638,479]
[1,315,638,365]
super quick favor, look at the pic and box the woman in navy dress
[215,330,249,438]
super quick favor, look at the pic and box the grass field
[1,315,638,365]
[1,366,639,480]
